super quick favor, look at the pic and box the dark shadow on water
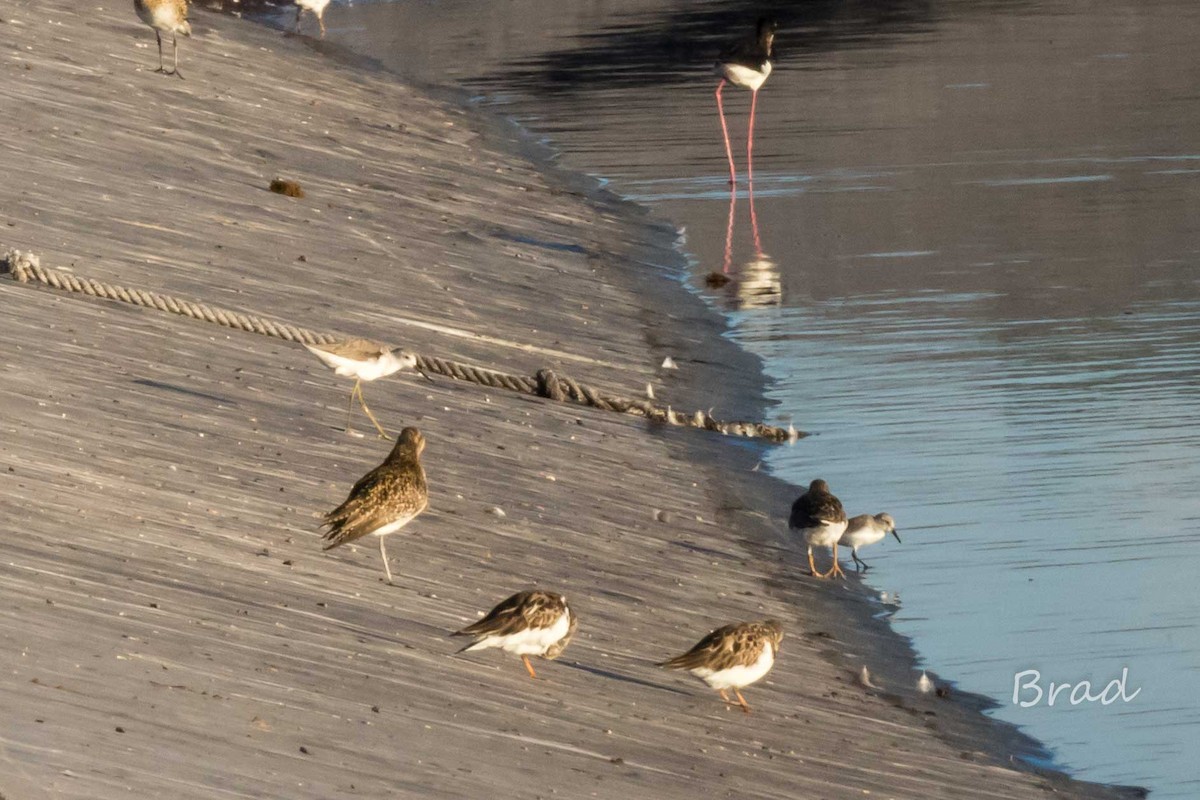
[479,0,1034,95]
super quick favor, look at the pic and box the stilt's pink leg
[747,88,758,187]
[715,79,736,186]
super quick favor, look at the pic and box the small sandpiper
[839,513,900,572]
[657,620,783,713]
[321,427,428,584]
[293,0,331,39]
[452,590,577,679]
[304,338,428,439]
[789,479,849,579]
[133,0,191,78]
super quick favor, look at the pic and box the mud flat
[0,3,1139,798]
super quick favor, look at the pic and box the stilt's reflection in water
[708,177,780,310]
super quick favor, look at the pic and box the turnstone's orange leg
[821,544,845,579]
[807,546,822,578]
[522,655,538,679]
[733,689,752,714]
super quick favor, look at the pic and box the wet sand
[0,3,1140,799]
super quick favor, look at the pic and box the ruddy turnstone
[789,479,849,579]
[293,0,331,39]
[657,619,783,713]
[839,513,900,572]
[714,17,777,185]
[452,590,576,679]
[304,338,428,439]
[133,0,191,78]
[321,427,428,584]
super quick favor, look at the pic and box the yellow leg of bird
[733,689,752,714]
[319,14,327,38]
[345,379,360,433]
[807,546,822,578]
[522,655,538,679]
[356,383,391,440]
[379,536,393,584]
[823,543,846,579]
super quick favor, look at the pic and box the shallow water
[300,0,1200,794]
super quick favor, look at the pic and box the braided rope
[3,249,802,443]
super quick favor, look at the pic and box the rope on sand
[3,249,803,443]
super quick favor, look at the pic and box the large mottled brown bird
[658,620,784,713]
[133,0,191,78]
[789,479,849,579]
[452,590,576,679]
[321,427,428,584]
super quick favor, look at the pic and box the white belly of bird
[798,520,848,547]
[297,0,331,10]
[692,645,775,690]
[719,61,772,92]
[370,513,415,538]
[840,527,886,548]
[473,612,571,657]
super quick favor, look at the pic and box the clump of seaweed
[269,178,305,198]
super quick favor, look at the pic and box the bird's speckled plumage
[321,428,428,582]
[453,591,576,678]
[658,620,783,712]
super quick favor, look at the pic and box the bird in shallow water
[839,513,900,572]
[133,0,191,78]
[321,427,428,584]
[714,17,778,186]
[304,338,429,439]
[452,590,577,679]
[789,479,849,579]
[293,0,331,39]
[657,619,783,713]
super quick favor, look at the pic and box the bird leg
[715,79,736,186]
[522,655,538,679]
[747,88,758,186]
[733,689,752,714]
[344,379,360,434]
[379,536,394,584]
[170,34,183,79]
[318,11,327,38]
[822,544,846,579]
[294,6,303,33]
[354,382,391,440]
[852,550,868,572]
[154,31,166,73]
[808,545,826,578]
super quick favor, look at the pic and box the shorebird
[839,513,900,572]
[133,0,191,78]
[293,0,331,39]
[452,590,577,679]
[321,427,428,584]
[714,17,777,185]
[789,479,849,579]
[658,620,783,713]
[304,338,428,439]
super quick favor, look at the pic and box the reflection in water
[712,178,780,310]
